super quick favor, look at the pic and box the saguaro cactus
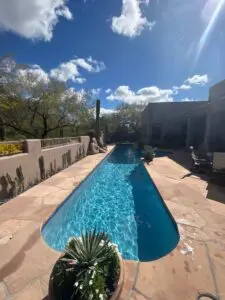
[95,99,101,140]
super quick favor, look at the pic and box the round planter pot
[48,254,124,300]
[109,254,124,300]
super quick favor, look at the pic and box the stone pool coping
[0,147,225,300]
[120,154,225,300]
[0,146,115,300]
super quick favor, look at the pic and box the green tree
[0,56,94,139]
[101,103,143,142]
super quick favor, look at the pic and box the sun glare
[196,0,225,62]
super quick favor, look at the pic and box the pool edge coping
[40,146,116,247]
[42,144,180,261]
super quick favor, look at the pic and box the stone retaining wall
[0,136,90,202]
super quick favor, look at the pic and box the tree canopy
[0,56,95,140]
[101,103,144,142]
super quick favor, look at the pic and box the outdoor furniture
[190,146,212,172]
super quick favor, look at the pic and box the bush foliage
[51,230,120,300]
[0,143,23,156]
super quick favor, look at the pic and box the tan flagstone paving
[0,147,114,299]
[0,147,225,300]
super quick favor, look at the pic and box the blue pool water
[42,144,179,261]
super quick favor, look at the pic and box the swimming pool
[42,144,179,261]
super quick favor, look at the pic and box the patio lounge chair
[190,146,212,172]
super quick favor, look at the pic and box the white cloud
[93,107,116,118]
[73,57,105,73]
[0,0,72,41]
[105,88,112,94]
[180,98,195,102]
[63,87,76,97]
[185,74,208,85]
[87,57,106,72]
[107,86,134,101]
[107,85,174,104]
[141,0,150,4]
[137,86,174,102]
[173,84,191,92]
[75,77,86,84]
[57,5,73,19]
[50,61,79,82]
[179,84,191,90]
[172,86,179,94]
[90,88,101,97]
[100,108,116,116]
[17,64,49,85]
[74,58,93,72]
[76,89,87,102]
[2,56,104,87]
[50,57,105,82]
[60,87,81,101]
[111,0,155,37]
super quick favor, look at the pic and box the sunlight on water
[42,145,179,261]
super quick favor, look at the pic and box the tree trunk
[0,117,5,141]
[41,130,48,139]
[41,116,48,139]
[59,128,64,137]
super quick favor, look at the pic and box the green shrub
[0,143,23,156]
[144,146,155,164]
[51,230,120,300]
[137,142,144,150]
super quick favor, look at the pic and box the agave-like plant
[53,230,119,300]
[63,229,111,267]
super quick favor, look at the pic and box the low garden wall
[0,136,90,202]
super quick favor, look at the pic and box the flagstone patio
[0,147,225,300]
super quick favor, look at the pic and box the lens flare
[196,0,225,62]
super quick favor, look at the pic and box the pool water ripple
[42,145,179,261]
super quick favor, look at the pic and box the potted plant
[49,230,123,300]
[144,146,155,164]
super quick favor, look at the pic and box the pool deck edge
[139,156,225,300]
[0,149,225,300]
[0,146,115,300]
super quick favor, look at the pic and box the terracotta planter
[109,254,124,300]
[49,254,124,300]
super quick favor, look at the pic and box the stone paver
[206,241,225,299]
[130,290,148,300]
[142,155,225,300]
[0,147,114,299]
[120,261,139,300]
[135,240,216,300]
[118,153,225,300]
[0,148,225,300]
[12,279,45,300]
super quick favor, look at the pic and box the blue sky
[1,0,225,113]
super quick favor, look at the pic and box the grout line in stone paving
[126,261,140,300]
[133,287,152,300]
[204,242,221,300]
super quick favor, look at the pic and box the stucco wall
[0,136,90,202]
[213,152,225,170]
[141,101,209,147]
[209,79,225,102]
[204,80,225,151]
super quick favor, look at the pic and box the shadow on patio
[167,150,225,205]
